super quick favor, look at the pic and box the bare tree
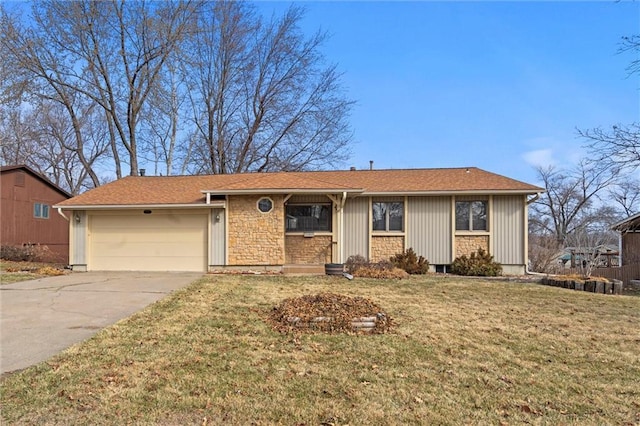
[3,1,199,178]
[3,1,353,181]
[31,99,110,194]
[183,2,353,174]
[581,34,639,172]
[608,178,640,217]
[1,4,106,187]
[580,124,640,173]
[528,233,563,274]
[529,161,620,247]
[139,58,191,176]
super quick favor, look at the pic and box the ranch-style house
[54,167,543,274]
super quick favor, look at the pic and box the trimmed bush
[390,248,429,275]
[451,248,502,277]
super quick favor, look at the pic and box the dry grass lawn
[1,274,639,425]
[0,260,67,284]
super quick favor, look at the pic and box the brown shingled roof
[55,167,543,207]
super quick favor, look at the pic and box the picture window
[286,204,331,232]
[455,200,487,231]
[372,202,404,231]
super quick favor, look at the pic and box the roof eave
[611,212,640,232]
[360,189,544,196]
[201,188,364,195]
[53,202,223,210]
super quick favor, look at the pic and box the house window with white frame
[372,202,404,231]
[455,200,487,231]
[34,202,50,219]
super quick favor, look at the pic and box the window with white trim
[34,203,50,219]
[286,204,331,232]
[455,200,487,231]
[257,197,273,213]
[372,202,404,231]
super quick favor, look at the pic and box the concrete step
[283,264,326,275]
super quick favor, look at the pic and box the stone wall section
[370,235,404,261]
[285,235,332,264]
[455,235,489,258]
[227,195,285,265]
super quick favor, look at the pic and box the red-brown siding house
[1,165,71,262]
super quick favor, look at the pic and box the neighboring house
[612,213,640,266]
[54,167,543,274]
[1,165,72,262]
[557,245,620,269]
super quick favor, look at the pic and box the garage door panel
[92,241,205,257]
[92,228,205,244]
[89,212,207,272]
[92,215,204,230]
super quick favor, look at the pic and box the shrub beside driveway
[1,275,639,424]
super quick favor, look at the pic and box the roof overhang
[202,189,542,197]
[358,190,543,197]
[201,188,364,195]
[611,212,640,233]
[53,202,225,210]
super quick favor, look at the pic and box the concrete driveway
[0,271,202,375]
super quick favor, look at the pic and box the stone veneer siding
[370,235,404,261]
[227,195,285,265]
[285,235,332,264]
[455,235,489,259]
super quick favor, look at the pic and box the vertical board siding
[622,233,640,265]
[0,169,70,262]
[407,197,451,264]
[343,197,369,259]
[492,195,524,265]
[210,208,225,265]
[71,210,87,264]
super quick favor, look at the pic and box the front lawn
[1,275,639,424]
[0,260,67,284]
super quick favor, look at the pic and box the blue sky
[256,1,639,185]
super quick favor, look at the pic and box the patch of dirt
[268,292,392,334]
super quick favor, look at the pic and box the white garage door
[89,210,208,272]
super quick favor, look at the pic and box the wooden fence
[568,263,640,287]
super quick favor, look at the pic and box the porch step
[283,264,326,275]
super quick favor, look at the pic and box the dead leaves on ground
[268,292,392,334]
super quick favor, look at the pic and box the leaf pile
[268,292,392,334]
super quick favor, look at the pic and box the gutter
[52,202,226,210]
[526,193,541,205]
[201,188,364,195]
[364,190,543,197]
[57,207,69,221]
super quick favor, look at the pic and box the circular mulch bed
[268,292,392,334]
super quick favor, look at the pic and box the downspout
[526,193,541,205]
[340,192,347,263]
[57,207,72,270]
[57,207,69,221]
[525,192,543,275]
